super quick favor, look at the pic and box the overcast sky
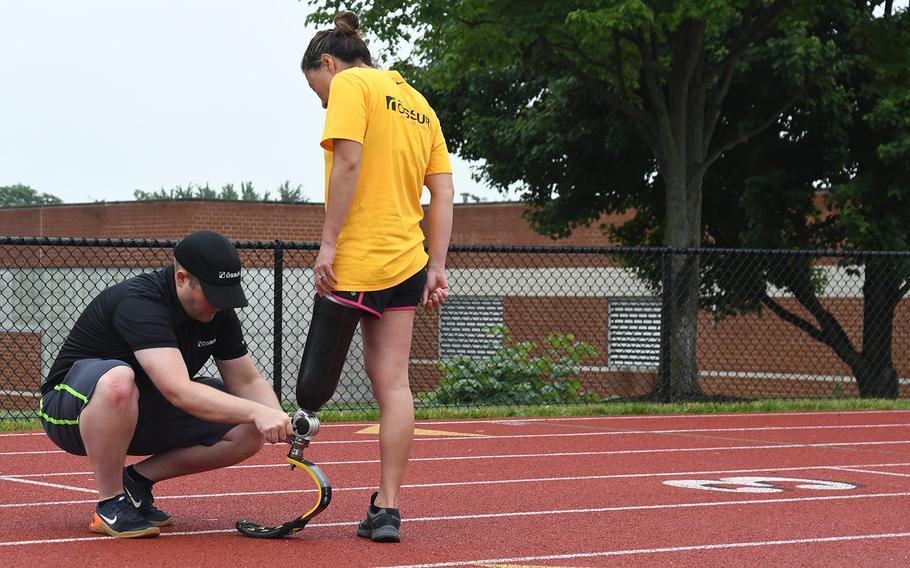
[3,2,904,206]
[0,1,510,205]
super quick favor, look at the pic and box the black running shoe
[356,492,401,543]
[89,494,160,538]
[123,467,175,527]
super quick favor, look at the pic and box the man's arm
[134,347,291,442]
[215,354,283,411]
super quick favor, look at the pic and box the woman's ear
[322,53,336,74]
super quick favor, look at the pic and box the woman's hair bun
[334,11,360,36]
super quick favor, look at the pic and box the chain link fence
[1,237,908,420]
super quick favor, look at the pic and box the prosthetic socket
[289,294,361,465]
[295,294,360,412]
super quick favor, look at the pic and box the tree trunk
[661,168,704,399]
[854,257,901,398]
[667,252,702,398]
[853,358,899,398]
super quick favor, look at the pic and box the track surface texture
[2,410,909,567]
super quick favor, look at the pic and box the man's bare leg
[128,423,265,482]
[79,365,139,500]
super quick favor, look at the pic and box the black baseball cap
[174,230,249,309]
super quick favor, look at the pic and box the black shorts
[328,267,428,318]
[40,358,236,456]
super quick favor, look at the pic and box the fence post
[659,249,673,403]
[272,241,284,401]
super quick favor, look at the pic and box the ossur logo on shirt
[385,96,430,128]
[198,338,217,348]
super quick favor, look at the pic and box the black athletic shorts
[40,358,236,456]
[327,267,428,318]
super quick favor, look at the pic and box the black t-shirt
[43,265,248,395]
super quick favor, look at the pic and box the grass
[7,398,909,431]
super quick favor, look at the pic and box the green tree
[241,181,271,202]
[220,183,240,200]
[277,181,304,202]
[0,184,63,206]
[133,181,308,202]
[305,0,833,398]
[699,3,910,398]
[194,183,217,200]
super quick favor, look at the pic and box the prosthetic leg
[236,295,360,539]
[235,410,332,538]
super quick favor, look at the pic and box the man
[39,230,292,538]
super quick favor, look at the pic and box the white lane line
[5,440,910,478]
[3,423,909,453]
[0,462,910,509]
[0,451,63,456]
[7,461,907,507]
[0,433,46,438]
[831,467,910,479]
[2,409,908,438]
[334,440,910,465]
[326,409,910,428]
[376,532,910,568]
[7,462,910,484]
[4,494,910,548]
[0,476,94,494]
[299,423,910,445]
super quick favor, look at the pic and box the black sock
[98,493,125,507]
[125,465,153,486]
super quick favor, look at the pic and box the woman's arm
[423,172,454,309]
[314,138,363,295]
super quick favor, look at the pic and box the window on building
[439,296,504,359]
[608,298,661,369]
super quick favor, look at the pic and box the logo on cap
[174,230,249,309]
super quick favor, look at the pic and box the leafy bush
[420,326,601,406]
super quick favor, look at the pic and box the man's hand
[253,407,294,444]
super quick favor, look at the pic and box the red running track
[2,410,910,567]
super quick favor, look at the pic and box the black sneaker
[356,492,401,543]
[89,494,160,538]
[123,467,175,527]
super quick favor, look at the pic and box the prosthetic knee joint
[286,408,320,466]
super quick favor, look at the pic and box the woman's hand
[313,244,338,296]
[422,266,449,310]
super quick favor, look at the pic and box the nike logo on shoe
[99,513,118,524]
[126,493,143,508]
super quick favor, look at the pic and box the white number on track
[663,476,861,493]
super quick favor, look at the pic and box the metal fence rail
[1,237,908,419]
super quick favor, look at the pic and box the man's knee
[91,365,138,411]
[226,423,267,460]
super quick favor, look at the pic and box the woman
[296,11,454,543]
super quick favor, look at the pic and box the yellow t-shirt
[321,67,452,291]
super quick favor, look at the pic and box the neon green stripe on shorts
[36,385,86,425]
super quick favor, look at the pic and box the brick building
[0,199,623,245]
[1,200,907,411]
